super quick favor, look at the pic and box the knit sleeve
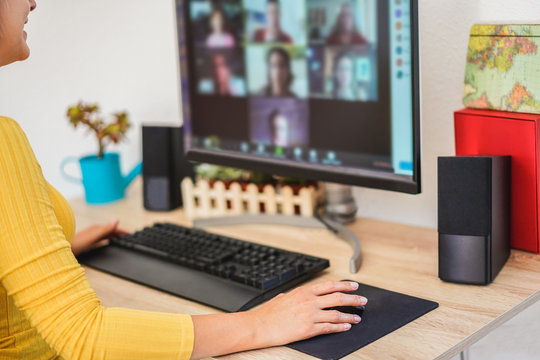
[0,117,194,360]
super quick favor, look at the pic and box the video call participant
[211,53,236,96]
[326,3,368,45]
[268,109,290,147]
[333,51,371,101]
[332,51,357,100]
[252,0,293,44]
[206,7,236,48]
[260,47,296,97]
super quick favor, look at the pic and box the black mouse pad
[286,282,439,360]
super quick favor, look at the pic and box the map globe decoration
[463,25,540,114]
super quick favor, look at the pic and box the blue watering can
[61,153,142,205]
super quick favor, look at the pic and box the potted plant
[194,164,317,193]
[182,164,322,218]
[61,102,142,205]
[194,164,276,191]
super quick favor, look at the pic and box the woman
[252,0,292,44]
[205,8,235,48]
[326,3,368,45]
[268,109,290,147]
[211,53,234,95]
[260,47,296,97]
[332,51,357,100]
[0,1,367,359]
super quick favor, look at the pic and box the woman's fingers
[248,279,368,347]
[311,280,359,296]
[102,221,130,239]
[317,292,367,309]
[89,239,110,251]
[113,227,130,236]
[87,220,119,240]
[315,310,362,324]
[109,227,130,239]
[311,322,353,337]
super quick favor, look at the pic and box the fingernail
[354,315,361,323]
[359,296,368,304]
[343,323,352,331]
[350,282,359,290]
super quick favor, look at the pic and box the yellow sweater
[0,117,194,359]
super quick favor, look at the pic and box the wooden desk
[71,182,540,360]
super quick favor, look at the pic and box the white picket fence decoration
[181,178,324,219]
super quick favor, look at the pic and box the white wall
[1,0,539,229]
[0,0,181,199]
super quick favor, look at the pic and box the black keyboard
[78,223,330,312]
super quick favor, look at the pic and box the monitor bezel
[175,0,421,194]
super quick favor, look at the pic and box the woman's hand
[191,280,367,359]
[71,220,129,256]
[251,280,366,346]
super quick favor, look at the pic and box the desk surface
[71,182,540,360]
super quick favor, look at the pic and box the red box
[455,108,540,253]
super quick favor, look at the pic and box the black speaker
[142,126,195,211]
[437,156,511,285]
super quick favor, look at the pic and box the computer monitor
[175,0,420,194]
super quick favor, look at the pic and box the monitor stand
[193,195,362,274]
[323,184,358,225]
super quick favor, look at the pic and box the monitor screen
[176,0,420,194]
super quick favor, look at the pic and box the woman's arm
[0,118,193,360]
[191,281,365,359]
[71,223,365,358]
[70,224,366,358]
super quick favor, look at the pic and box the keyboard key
[256,276,280,290]
[231,273,248,284]
[279,268,297,282]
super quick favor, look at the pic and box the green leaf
[66,102,132,158]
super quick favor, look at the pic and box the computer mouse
[328,305,365,317]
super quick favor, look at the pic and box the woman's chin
[0,47,30,67]
[19,52,30,61]
[17,42,31,61]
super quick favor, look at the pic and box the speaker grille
[144,177,170,211]
[142,127,170,177]
[438,157,492,236]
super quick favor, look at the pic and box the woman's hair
[332,51,357,98]
[266,47,294,93]
[328,3,361,39]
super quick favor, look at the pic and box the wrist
[246,308,278,349]
[192,311,266,358]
